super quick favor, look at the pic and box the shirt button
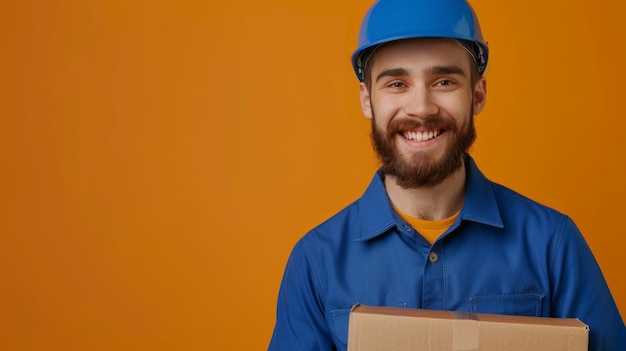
[429,251,439,263]
[402,224,411,232]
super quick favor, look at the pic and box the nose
[404,86,438,118]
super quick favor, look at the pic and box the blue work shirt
[269,157,626,350]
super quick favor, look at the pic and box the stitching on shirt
[549,215,569,275]
[299,237,325,308]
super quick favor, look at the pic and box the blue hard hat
[352,0,489,82]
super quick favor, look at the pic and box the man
[269,0,626,350]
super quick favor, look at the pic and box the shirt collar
[356,156,503,241]
[461,156,504,229]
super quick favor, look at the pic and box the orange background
[1,0,625,349]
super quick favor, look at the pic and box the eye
[387,81,406,88]
[435,79,454,86]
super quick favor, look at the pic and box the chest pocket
[329,303,407,347]
[470,293,544,317]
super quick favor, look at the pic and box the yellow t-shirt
[394,207,459,244]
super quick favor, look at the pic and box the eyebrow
[375,68,409,83]
[374,65,466,83]
[430,65,466,77]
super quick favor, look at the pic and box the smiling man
[269,1,626,350]
[363,38,483,221]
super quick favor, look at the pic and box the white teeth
[403,130,441,141]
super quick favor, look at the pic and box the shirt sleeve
[268,238,335,351]
[549,216,626,350]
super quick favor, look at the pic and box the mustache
[386,115,458,135]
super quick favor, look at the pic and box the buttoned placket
[398,220,447,310]
[422,240,445,310]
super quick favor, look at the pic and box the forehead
[369,38,472,74]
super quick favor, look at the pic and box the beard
[370,110,476,189]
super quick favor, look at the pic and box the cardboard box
[348,304,588,351]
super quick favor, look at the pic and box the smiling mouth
[401,129,445,142]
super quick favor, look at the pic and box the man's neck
[384,164,467,221]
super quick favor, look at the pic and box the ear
[472,77,487,115]
[359,83,373,119]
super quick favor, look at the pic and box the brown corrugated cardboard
[348,304,588,351]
